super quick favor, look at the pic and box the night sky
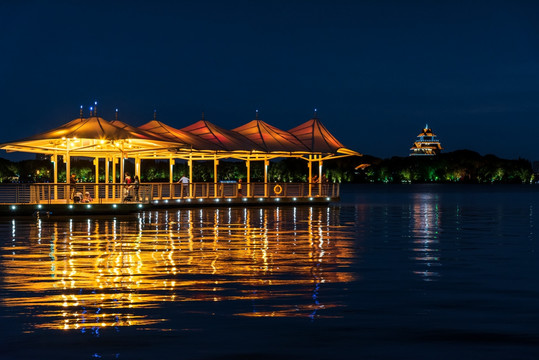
[2,0,539,161]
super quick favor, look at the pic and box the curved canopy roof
[181,120,264,152]
[138,120,222,151]
[233,120,310,152]
[1,113,361,159]
[288,118,346,153]
[110,119,166,138]
[0,117,178,156]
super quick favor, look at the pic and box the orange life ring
[273,184,283,195]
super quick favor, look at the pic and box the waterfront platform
[0,182,340,216]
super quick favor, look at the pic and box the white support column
[105,157,110,183]
[169,157,174,198]
[65,151,71,201]
[307,155,312,197]
[112,156,117,199]
[264,158,269,197]
[105,156,110,201]
[94,157,99,200]
[318,156,323,196]
[169,157,174,183]
[188,157,193,197]
[65,153,70,184]
[52,153,58,200]
[213,157,219,197]
[119,157,124,184]
[246,159,250,198]
[135,157,141,179]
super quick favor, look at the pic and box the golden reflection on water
[0,206,357,331]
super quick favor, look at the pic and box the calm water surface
[1,184,538,359]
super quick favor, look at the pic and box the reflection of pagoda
[409,124,443,156]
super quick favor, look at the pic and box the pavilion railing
[146,182,339,200]
[0,182,340,204]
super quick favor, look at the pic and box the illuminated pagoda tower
[409,124,442,156]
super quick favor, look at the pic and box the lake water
[1,184,538,359]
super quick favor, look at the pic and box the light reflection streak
[0,206,356,331]
[410,193,442,281]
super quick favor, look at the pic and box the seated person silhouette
[82,192,92,203]
[73,191,83,203]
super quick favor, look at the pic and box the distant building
[409,124,443,156]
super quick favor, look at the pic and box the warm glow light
[1,206,357,329]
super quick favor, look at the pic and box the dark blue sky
[2,0,539,160]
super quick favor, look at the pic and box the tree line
[0,150,534,184]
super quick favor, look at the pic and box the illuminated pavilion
[0,107,361,209]
[409,124,443,156]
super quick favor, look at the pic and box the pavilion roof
[138,120,222,151]
[110,119,166,138]
[1,113,361,160]
[181,120,264,152]
[417,130,436,137]
[416,123,439,137]
[288,118,352,154]
[233,119,310,153]
[0,117,178,156]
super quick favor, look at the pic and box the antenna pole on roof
[115,108,119,121]
[80,105,83,119]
